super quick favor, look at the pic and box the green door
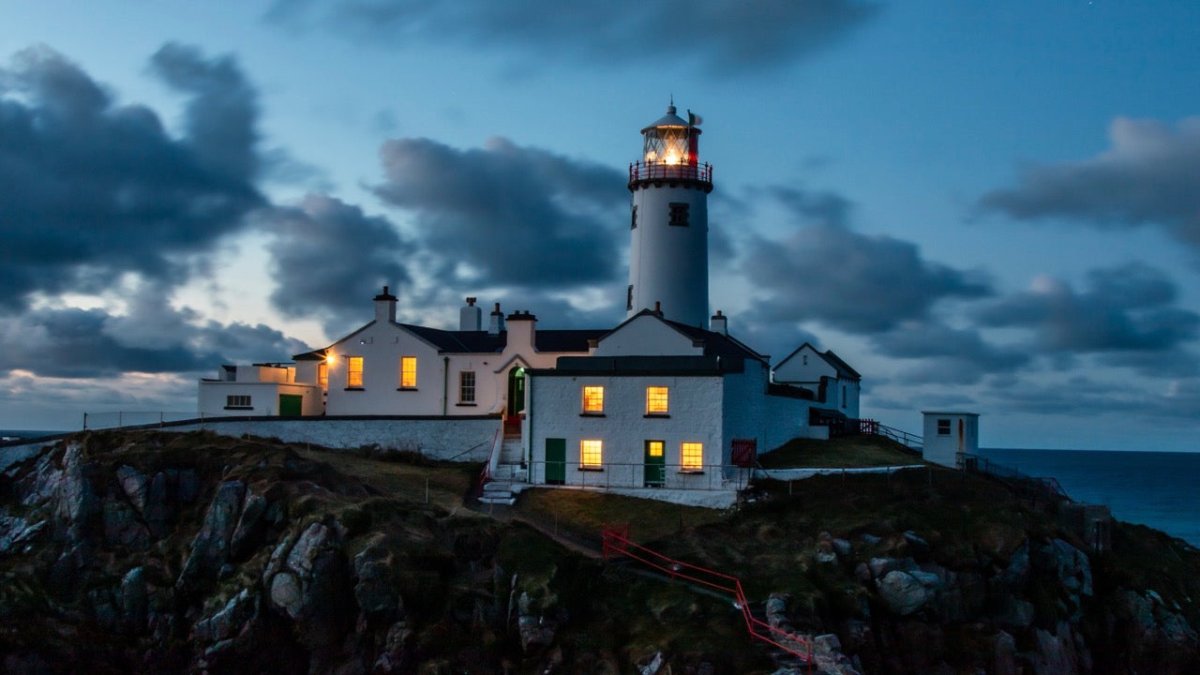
[545,438,565,485]
[644,440,665,487]
[278,394,303,417]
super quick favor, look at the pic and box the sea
[981,448,1200,548]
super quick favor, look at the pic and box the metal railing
[866,421,924,451]
[628,160,713,185]
[530,460,751,492]
[82,411,201,430]
[958,452,1069,501]
[602,525,814,669]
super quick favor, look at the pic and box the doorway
[644,440,665,487]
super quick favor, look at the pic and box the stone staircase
[479,435,527,506]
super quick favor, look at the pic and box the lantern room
[641,103,699,166]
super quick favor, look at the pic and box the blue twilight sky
[2,1,1199,451]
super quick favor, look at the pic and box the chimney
[710,309,727,335]
[653,301,663,316]
[505,310,537,350]
[373,285,397,324]
[488,302,505,335]
[459,296,482,331]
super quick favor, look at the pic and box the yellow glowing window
[681,442,703,472]
[646,386,669,415]
[347,356,364,388]
[582,386,604,413]
[647,440,664,458]
[317,363,328,389]
[400,356,417,389]
[580,439,603,468]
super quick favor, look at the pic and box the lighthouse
[626,101,713,327]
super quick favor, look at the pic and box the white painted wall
[198,381,322,417]
[527,373,725,490]
[593,314,702,357]
[773,345,835,384]
[922,412,979,468]
[324,322,445,415]
[628,183,709,327]
[166,417,497,461]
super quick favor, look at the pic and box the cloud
[975,263,1200,353]
[373,136,626,290]
[266,0,879,74]
[261,194,414,332]
[0,44,263,311]
[871,320,1029,385]
[0,289,307,379]
[978,117,1200,249]
[741,224,992,333]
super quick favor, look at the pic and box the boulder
[115,465,149,513]
[194,588,258,644]
[992,631,1017,675]
[119,567,148,631]
[876,571,929,616]
[178,480,246,587]
[1031,621,1078,675]
[353,544,402,617]
[229,492,268,558]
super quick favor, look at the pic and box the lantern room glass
[643,126,692,166]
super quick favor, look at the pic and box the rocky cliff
[1,431,1197,673]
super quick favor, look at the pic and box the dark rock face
[1,431,1198,674]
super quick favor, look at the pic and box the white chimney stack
[374,285,397,324]
[460,297,482,331]
[488,302,505,335]
[710,310,727,335]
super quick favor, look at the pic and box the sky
[2,1,1199,452]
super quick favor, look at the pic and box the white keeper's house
[198,101,862,505]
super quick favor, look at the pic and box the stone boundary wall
[2,415,501,469]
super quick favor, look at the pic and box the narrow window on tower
[669,202,689,227]
[627,285,633,311]
[631,205,638,229]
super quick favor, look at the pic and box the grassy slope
[758,435,926,469]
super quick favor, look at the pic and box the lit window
[225,395,251,409]
[681,442,703,472]
[937,419,950,436]
[400,356,417,389]
[580,439,603,468]
[348,356,364,388]
[646,386,669,415]
[669,202,689,227]
[317,363,328,389]
[459,371,475,403]
[582,386,604,414]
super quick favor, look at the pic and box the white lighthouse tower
[626,101,713,327]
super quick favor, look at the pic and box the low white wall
[166,417,499,462]
[754,465,925,481]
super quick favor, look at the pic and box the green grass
[514,487,726,544]
[757,435,925,469]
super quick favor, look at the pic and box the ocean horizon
[981,447,1200,548]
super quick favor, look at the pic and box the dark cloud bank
[0,44,263,312]
[979,117,1200,251]
[265,0,880,73]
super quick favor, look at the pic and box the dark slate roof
[767,383,815,400]
[292,349,327,361]
[659,316,768,363]
[821,349,861,380]
[401,325,605,354]
[529,355,739,377]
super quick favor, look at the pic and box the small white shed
[921,411,979,469]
